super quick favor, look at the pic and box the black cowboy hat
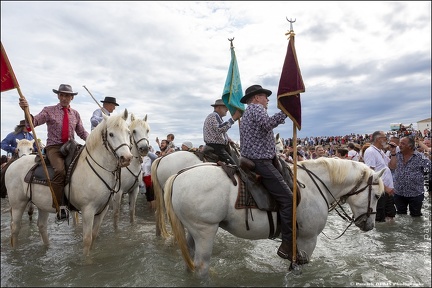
[211,99,226,107]
[52,84,78,95]
[101,96,119,106]
[17,120,26,126]
[240,85,272,104]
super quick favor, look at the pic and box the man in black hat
[239,84,296,260]
[19,84,89,220]
[203,99,242,165]
[1,119,36,156]
[90,96,119,130]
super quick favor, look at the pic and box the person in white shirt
[347,143,360,161]
[363,131,396,222]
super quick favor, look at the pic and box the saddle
[235,156,301,212]
[24,140,84,187]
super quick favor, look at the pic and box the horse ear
[122,109,128,120]
[144,114,147,122]
[130,113,135,122]
[16,139,20,144]
[375,168,385,179]
[276,133,280,140]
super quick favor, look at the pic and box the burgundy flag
[277,31,305,130]
[1,42,20,92]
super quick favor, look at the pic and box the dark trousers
[375,192,396,222]
[206,143,236,165]
[45,144,66,208]
[394,193,424,217]
[252,158,293,242]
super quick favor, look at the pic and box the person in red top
[19,84,89,220]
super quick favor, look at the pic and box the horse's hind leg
[9,205,26,248]
[187,224,219,278]
[36,210,50,246]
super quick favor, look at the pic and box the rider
[239,84,295,260]
[19,84,89,220]
[90,96,119,130]
[203,99,242,165]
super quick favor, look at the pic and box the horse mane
[302,157,369,185]
[85,114,126,151]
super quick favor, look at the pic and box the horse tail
[164,174,195,272]
[151,157,170,239]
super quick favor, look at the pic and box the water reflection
[1,190,431,287]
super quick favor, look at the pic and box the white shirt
[141,156,152,177]
[363,145,394,188]
[348,150,360,161]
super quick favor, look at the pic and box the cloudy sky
[1,1,430,153]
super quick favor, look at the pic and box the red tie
[61,107,69,143]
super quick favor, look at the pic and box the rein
[83,129,130,214]
[298,164,376,240]
[124,134,149,195]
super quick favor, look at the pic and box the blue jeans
[393,193,424,217]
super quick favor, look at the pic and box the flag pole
[292,123,298,264]
[83,85,108,115]
[1,42,60,212]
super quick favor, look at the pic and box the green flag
[222,44,245,115]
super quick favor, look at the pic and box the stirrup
[56,206,69,221]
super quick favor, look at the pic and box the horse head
[87,109,133,168]
[15,138,35,157]
[275,133,284,154]
[129,113,150,157]
[343,164,385,232]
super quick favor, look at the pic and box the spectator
[315,145,327,158]
[181,141,194,151]
[363,131,396,222]
[388,136,431,217]
[347,143,360,161]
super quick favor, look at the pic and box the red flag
[1,42,19,92]
[277,31,305,130]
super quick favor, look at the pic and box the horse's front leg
[129,186,139,223]
[112,191,122,229]
[81,209,95,256]
[91,205,110,249]
[36,210,50,245]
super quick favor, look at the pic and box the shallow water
[1,189,431,287]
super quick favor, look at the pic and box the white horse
[15,138,36,219]
[111,113,150,229]
[5,110,133,256]
[16,138,35,157]
[163,157,385,278]
[152,142,242,237]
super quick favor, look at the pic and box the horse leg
[36,210,50,246]
[295,234,317,265]
[91,205,110,250]
[129,187,138,224]
[81,210,95,256]
[27,202,34,220]
[186,223,219,278]
[112,191,122,229]
[9,204,26,248]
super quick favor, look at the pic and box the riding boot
[277,240,294,259]
[50,181,65,208]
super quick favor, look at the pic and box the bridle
[123,133,150,195]
[83,128,132,215]
[298,164,380,239]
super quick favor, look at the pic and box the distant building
[417,118,431,134]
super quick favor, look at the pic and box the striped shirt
[240,103,287,159]
[203,111,234,145]
[30,103,88,147]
